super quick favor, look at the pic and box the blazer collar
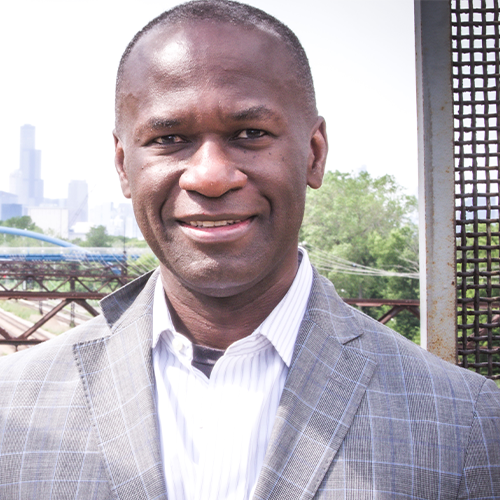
[254,269,377,500]
[100,268,157,331]
[74,269,167,500]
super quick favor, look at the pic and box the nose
[179,140,247,197]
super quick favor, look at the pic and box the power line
[307,247,419,279]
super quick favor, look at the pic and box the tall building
[9,124,44,207]
[68,180,88,227]
[0,191,21,221]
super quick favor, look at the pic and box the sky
[0,0,418,210]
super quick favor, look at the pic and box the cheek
[275,163,308,224]
[126,153,179,203]
[269,155,308,203]
[263,174,307,236]
[126,167,174,237]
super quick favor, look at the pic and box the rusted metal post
[415,0,457,363]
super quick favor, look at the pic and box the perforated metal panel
[453,0,500,378]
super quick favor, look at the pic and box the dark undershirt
[191,344,226,378]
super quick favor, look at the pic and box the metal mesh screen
[453,0,500,379]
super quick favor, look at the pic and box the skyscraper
[9,124,44,207]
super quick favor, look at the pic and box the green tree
[300,170,420,341]
[81,225,113,247]
[0,215,42,232]
[0,216,45,246]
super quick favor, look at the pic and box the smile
[186,220,242,228]
[178,217,254,242]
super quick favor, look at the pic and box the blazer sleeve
[458,378,500,499]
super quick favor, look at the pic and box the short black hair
[115,0,316,119]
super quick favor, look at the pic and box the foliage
[0,300,34,322]
[131,251,159,272]
[111,237,149,248]
[72,228,148,249]
[0,216,45,246]
[300,170,420,342]
[78,225,113,248]
[0,215,42,232]
[0,216,148,249]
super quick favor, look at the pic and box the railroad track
[17,299,99,326]
[0,299,100,356]
[0,308,54,356]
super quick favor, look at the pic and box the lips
[177,217,254,241]
[186,219,242,228]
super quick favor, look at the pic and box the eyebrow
[229,106,280,122]
[147,118,182,130]
[136,106,281,136]
[135,117,182,138]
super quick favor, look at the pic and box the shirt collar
[255,248,312,367]
[152,273,176,350]
[152,247,313,367]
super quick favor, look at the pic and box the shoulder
[0,269,158,398]
[355,298,489,394]
[356,298,494,407]
[309,271,498,406]
[303,271,500,494]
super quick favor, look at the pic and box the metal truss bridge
[0,225,157,348]
[0,226,419,350]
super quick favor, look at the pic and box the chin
[180,268,260,298]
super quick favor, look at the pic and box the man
[0,1,499,499]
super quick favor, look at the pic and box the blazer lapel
[254,271,377,500]
[73,271,167,500]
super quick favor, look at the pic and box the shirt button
[172,338,184,352]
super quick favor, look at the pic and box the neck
[159,257,299,350]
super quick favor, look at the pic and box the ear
[306,117,328,189]
[113,131,132,199]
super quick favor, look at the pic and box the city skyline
[0,0,418,209]
[10,124,43,207]
[0,124,143,240]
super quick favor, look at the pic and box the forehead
[118,21,302,122]
[128,20,292,81]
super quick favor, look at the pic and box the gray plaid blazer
[0,269,499,499]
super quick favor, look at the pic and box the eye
[233,129,267,140]
[152,135,186,145]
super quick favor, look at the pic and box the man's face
[114,21,327,298]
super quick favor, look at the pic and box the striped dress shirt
[152,249,313,500]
